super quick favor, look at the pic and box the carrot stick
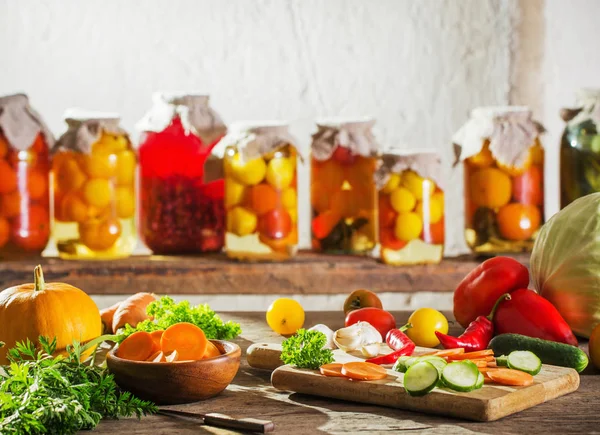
[146,350,165,362]
[165,350,179,362]
[149,330,164,353]
[116,331,155,361]
[112,292,156,332]
[470,359,489,368]
[319,363,347,377]
[100,302,121,334]
[487,369,534,386]
[478,367,501,373]
[202,341,222,359]
[447,349,494,360]
[487,361,498,368]
[432,348,465,357]
[341,362,388,381]
[161,322,208,361]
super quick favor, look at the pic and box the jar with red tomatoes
[220,122,299,261]
[52,110,137,259]
[311,118,379,254]
[0,94,53,260]
[376,149,444,265]
[453,107,545,253]
[136,93,227,254]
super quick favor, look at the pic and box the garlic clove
[333,333,363,352]
[360,343,381,358]
[333,321,383,353]
[308,324,337,349]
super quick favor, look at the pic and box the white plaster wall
[0,0,519,257]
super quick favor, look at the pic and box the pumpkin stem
[34,265,45,292]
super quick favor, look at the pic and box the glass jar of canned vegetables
[454,106,544,253]
[0,94,53,260]
[52,110,137,259]
[220,122,299,261]
[560,88,600,209]
[376,149,444,265]
[311,119,379,254]
[137,93,227,254]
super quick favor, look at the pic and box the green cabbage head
[531,193,600,338]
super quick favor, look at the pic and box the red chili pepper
[366,324,415,365]
[435,293,506,352]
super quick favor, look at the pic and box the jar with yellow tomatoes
[136,93,227,254]
[220,122,299,261]
[311,119,379,254]
[453,107,545,253]
[376,149,444,265]
[52,110,137,259]
[0,94,54,260]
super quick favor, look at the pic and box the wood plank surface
[0,251,528,295]
[91,310,598,435]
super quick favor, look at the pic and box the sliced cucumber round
[475,371,484,389]
[403,361,439,397]
[507,350,542,375]
[392,356,412,373]
[442,361,480,392]
[496,355,508,367]
[419,356,447,375]
[404,356,420,370]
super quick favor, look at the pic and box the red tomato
[345,307,397,338]
[11,205,50,251]
[259,208,292,240]
[378,195,396,228]
[421,218,444,245]
[331,146,356,165]
[380,227,407,250]
[512,166,543,206]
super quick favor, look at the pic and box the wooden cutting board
[255,344,580,422]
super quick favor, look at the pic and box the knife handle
[204,413,275,433]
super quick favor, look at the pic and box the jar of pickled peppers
[376,149,444,265]
[311,119,379,254]
[453,107,545,253]
[52,110,137,259]
[219,122,299,261]
[136,93,227,254]
[560,88,600,208]
[0,94,53,260]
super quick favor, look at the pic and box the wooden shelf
[0,251,529,295]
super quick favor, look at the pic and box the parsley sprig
[0,336,157,434]
[281,329,334,369]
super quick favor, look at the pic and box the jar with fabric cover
[376,149,444,265]
[453,107,545,253]
[219,122,299,261]
[560,88,600,209]
[311,118,379,254]
[0,94,54,259]
[52,110,137,259]
[137,93,227,254]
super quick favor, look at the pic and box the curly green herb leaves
[120,296,241,341]
[0,336,156,435]
[281,329,334,369]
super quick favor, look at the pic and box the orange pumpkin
[0,265,102,364]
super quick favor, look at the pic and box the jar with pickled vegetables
[219,122,299,261]
[560,89,600,208]
[376,149,444,265]
[453,107,545,253]
[136,93,227,254]
[0,94,54,260]
[311,119,379,254]
[52,110,137,259]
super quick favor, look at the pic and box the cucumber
[403,361,439,397]
[507,350,542,375]
[404,356,420,370]
[475,371,484,389]
[496,355,508,367]
[392,356,412,373]
[419,356,447,375]
[441,361,480,392]
[489,334,588,373]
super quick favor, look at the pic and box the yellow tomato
[589,323,600,369]
[230,155,267,186]
[406,308,448,348]
[266,298,305,335]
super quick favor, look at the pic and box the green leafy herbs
[120,296,241,341]
[281,329,334,370]
[0,336,157,435]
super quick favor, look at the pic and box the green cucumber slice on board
[475,371,484,389]
[496,355,508,367]
[419,356,447,375]
[392,356,412,373]
[404,356,420,370]
[403,361,439,397]
[441,361,480,392]
[507,350,542,375]
[489,333,588,373]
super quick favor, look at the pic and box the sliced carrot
[116,331,155,361]
[149,330,164,353]
[112,292,156,332]
[470,360,489,368]
[319,363,347,377]
[486,368,534,386]
[161,322,208,361]
[146,350,165,362]
[202,341,222,359]
[166,350,179,362]
[487,361,498,368]
[100,301,121,334]
[447,349,494,361]
[341,362,388,381]
[478,367,500,373]
[432,348,465,357]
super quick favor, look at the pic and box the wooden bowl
[106,340,241,405]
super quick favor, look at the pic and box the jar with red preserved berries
[136,93,227,254]
[0,94,54,260]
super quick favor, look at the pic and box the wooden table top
[94,310,597,434]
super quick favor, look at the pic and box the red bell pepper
[453,256,530,328]
[493,289,578,346]
[366,325,415,365]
